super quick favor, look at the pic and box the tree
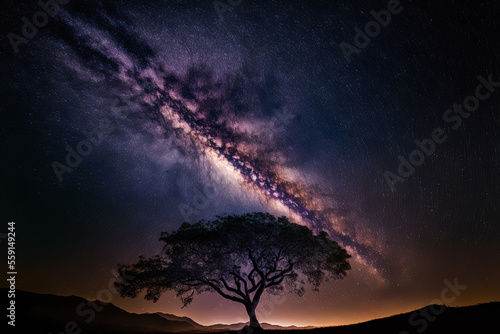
[115,212,351,331]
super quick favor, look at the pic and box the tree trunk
[245,304,263,331]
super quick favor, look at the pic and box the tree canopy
[115,212,351,330]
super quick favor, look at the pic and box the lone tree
[115,212,351,331]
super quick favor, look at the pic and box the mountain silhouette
[5,289,499,333]
[8,289,196,333]
[154,313,315,331]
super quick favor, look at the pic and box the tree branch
[266,260,294,281]
[265,274,288,288]
[249,251,265,279]
[230,271,250,299]
[198,279,246,304]
[248,251,267,295]
[267,248,283,276]
[220,277,247,300]
[179,279,203,287]
[248,268,257,287]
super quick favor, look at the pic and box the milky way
[20,2,385,271]
[2,0,499,327]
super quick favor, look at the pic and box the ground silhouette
[8,289,500,334]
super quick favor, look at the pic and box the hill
[308,302,500,334]
[7,289,196,333]
[4,289,499,334]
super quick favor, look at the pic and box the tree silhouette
[115,212,351,331]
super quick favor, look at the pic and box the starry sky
[1,0,499,327]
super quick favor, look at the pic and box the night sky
[1,0,499,327]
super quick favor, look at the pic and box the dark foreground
[5,289,499,334]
